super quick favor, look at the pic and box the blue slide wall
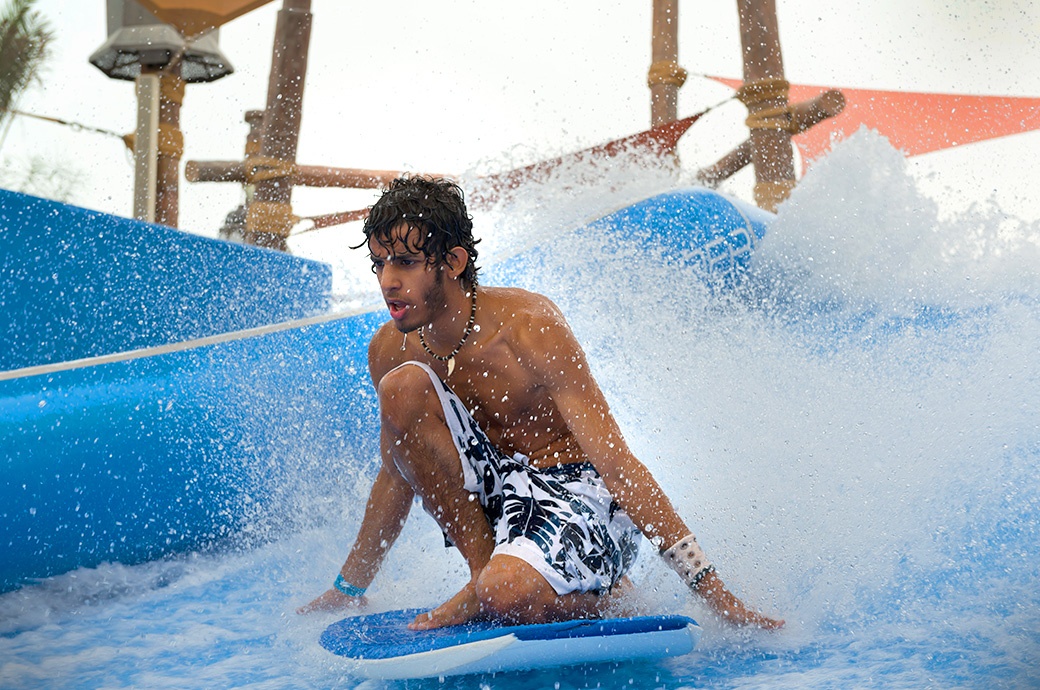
[0,189,331,372]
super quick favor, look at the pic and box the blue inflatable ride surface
[0,187,769,593]
[0,189,331,372]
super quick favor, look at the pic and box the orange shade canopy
[710,77,1040,165]
[135,0,277,38]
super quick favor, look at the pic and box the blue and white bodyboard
[320,609,700,679]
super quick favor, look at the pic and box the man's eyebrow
[369,251,423,261]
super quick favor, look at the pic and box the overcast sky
[3,0,1039,244]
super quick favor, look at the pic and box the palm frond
[0,0,53,123]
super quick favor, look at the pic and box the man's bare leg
[378,364,496,629]
[473,554,634,625]
[412,557,636,630]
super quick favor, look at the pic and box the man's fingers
[296,590,367,615]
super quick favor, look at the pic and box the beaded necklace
[418,288,477,376]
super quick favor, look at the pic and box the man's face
[368,226,447,333]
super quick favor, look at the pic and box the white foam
[761,127,1040,313]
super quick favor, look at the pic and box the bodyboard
[320,608,700,679]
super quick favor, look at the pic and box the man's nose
[378,265,400,291]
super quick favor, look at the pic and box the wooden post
[246,0,312,250]
[736,0,795,212]
[648,0,685,127]
[244,109,265,159]
[154,65,185,227]
[241,108,264,206]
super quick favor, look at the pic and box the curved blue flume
[588,188,770,276]
[488,188,771,288]
[0,188,332,372]
[0,311,384,592]
[0,187,769,593]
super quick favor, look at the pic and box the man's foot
[408,582,484,630]
[296,588,368,615]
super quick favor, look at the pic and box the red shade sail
[709,77,1040,164]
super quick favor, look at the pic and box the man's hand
[296,589,368,615]
[407,581,483,630]
[695,570,785,630]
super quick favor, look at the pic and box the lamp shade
[89,0,233,83]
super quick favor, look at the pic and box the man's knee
[476,555,555,622]
[377,364,439,432]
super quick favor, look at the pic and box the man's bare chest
[449,361,543,426]
[446,354,566,456]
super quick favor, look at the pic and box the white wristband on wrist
[661,533,715,588]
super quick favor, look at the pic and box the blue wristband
[333,574,366,597]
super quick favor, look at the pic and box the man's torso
[369,286,587,468]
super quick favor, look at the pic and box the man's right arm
[298,329,413,614]
[297,449,414,613]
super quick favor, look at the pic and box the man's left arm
[524,302,783,629]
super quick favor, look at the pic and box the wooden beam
[697,89,845,187]
[187,111,705,210]
[185,160,414,189]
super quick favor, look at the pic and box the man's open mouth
[386,300,408,319]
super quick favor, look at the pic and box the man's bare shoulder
[368,321,406,382]
[480,286,566,326]
[480,286,576,364]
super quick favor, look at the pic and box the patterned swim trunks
[397,361,640,595]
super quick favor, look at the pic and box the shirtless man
[300,177,782,630]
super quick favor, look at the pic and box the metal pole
[133,72,160,223]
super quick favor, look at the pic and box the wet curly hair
[359,176,480,287]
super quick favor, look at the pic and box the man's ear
[445,247,469,279]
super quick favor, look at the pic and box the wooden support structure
[186,160,409,190]
[154,65,185,227]
[735,0,796,212]
[697,89,845,187]
[184,1,719,239]
[646,0,837,211]
[648,0,685,127]
[245,0,312,250]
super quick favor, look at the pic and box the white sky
[4,0,1040,249]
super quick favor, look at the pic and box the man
[300,176,782,630]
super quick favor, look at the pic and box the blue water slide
[0,189,331,371]
[0,186,770,593]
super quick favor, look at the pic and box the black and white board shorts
[395,361,640,595]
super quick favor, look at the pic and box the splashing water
[2,132,1039,689]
